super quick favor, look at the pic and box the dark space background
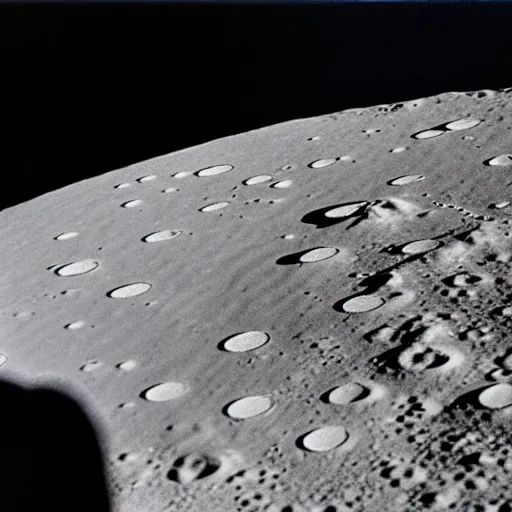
[1,2,511,212]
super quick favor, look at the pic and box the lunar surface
[3,87,512,511]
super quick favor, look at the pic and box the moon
[3,87,512,511]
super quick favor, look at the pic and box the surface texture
[3,87,512,511]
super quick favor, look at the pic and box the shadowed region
[276,247,338,265]
[484,154,512,166]
[296,426,349,452]
[411,118,482,139]
[167,453,221,484]
[333,272,393,312]
[0,378,110,511]
[301,201,369,228]
[447,384,512,412]
[222,395,273,420]
[320,383,371,404]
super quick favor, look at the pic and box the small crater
[272,180,293,189]
[490,201,510,209]
[244,175,272,185]
[308,158,340,169]
[107,283,152,298]
[339,295,385,313]
[65,320,85,330]
[80,360,102,372]
[299,247,338,263]
[224,395,273,419]
[445,118,481,131]
[172,171,192,179]
[196,165,234,177]
[167,453,221,484]
[276,247,339,265]
[54,260,99,277]
[118,402,135,409]
[117,360,137,371]
[485,154,512,166]
[137,175,157,182]
[118,452,138,463]
[398,343,450,372]
[297,426,349,452]
[302,202,369,229]
[411,129,444,140]
[325,383,371,405]
[220,331,270,352]
[401,239,441,255]
[478,383,512,409]
[442,272,481,288]
[54,232,79,241]
[325,202,368,219]
[388,175,425,187]
[200,201,230,212]
[140,382,188,402]
[121,199,143,208]
[142,230,182,243]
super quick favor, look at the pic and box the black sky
[1,2,511,211]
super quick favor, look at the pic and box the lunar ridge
[3,87,512,511]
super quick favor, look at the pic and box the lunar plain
[3,87,512,511]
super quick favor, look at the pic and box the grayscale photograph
[1,0,512,510]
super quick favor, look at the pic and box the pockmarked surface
[3,88,512,511]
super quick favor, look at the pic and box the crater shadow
[482,157,512,167]
[275,248,328,265]
[332,273,391,311]
[295,432,310,451]
[319,388,336,404]
[167,453,221,483]
[332,292,365,313]
[368,345,404,374]
[410,122,448,139]
[301,202,368,229]
[221,400,236,417]
[319,385,371,404]
[484,368,512,382]
[447,385,492,411]
[493,348,512,368]
[217,333,261,352]
[357,273,393,291]
[441,272,481,288]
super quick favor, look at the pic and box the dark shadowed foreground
[0,378,111,511]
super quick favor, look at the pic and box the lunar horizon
[2,86,512,510]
